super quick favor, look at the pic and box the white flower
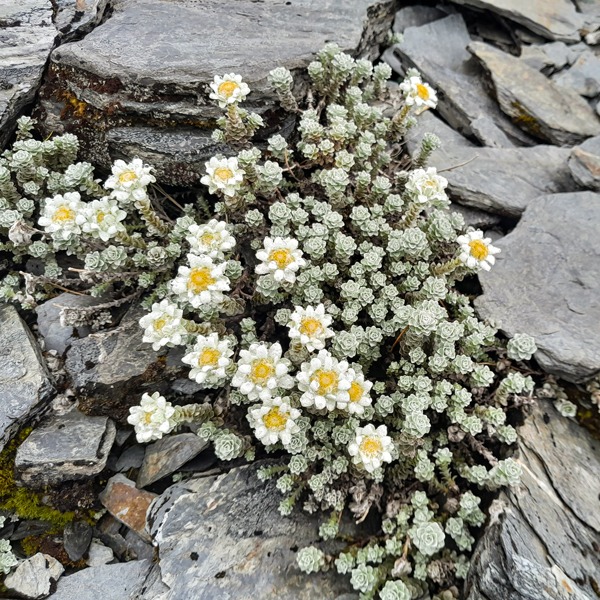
[186,219,236,259]
[296,349,352,411]
[105,158,155,203]
[127,392,177,443]
[247,396,301,446]
[348,423,393,473]
[232,342,294,401]
[288,304,335,352]
[209,73,250,108]
[344,369,373,415]
[399,74,438,113]
[457,230,501,271]
[170,253,230,308]
[182,333,233,386]
[139,299,187,351]
[255,237,306,284]
[77,197,127,242]
[405,167,448,204]
[38,192,83,240]
[201,156,245,198]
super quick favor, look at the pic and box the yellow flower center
[468,239,489,261]
[96,211,106,223]
[218,80,239,98]
[250,359,275,384]
[143,411,153,425]
[214,167,234,181]
[199,347,220,367]
[299,317,322,337]
[416,83,430,100]
[153,317,168,331]
[200,232,216,246]
[313,369,338,394]
[263,406,288,431]
[188,267,216,293]
[359,436,383,457]
[118,171,138,183]
[348,381,364,403]
[52,206,75,223]
[268,248,293,269]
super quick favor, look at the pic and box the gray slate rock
[469,41,600,145]
[392,5,446,33]
[0,305,55,451]
[116,444,146,472]
[145,464,354,599]
[569,135,600,191]
[466,401,600,599]
[85,539,114,567]
[519,42,571,72]
[476,191,600,382]
[470,115,515,148]
[5,552,64,599]
[63,520,93,562]
[52,0,108,41]
[553,51,600,98]
[15,410,115,488]
[447,0,584,42]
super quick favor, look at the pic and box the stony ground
[0,0,599,599]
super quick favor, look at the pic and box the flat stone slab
[0,305,55,451]
[15,410,116,488]
[569,135,600,191]
[476,191,600,383]
[469,41,600,145]
[553,50,600,98]
[5,552,64,599]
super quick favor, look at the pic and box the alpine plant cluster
[0,46,539,598]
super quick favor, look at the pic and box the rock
[35,0,395,185]
[470,115,515,148]
[569,135,600,191]
[35,293,105,356]
[0,305,55,452]
[115,444,146,472]
[85,539,114,567]
[553,51,600,98]
[15,410,115,488]
[136,433,209,489]
[519,41,570,72]
[100,474,157,541]
[452,205,503,230]
[466,401,600,599]
[4,552,64,599]
[145,463,355,599]
[407,112,575,216]
[447,0,583,42]
[476,191,600,382]
[469,41,600,145]
[50,560,152,600]
[52,0,108,41]
[392,5,446,32]
[124,529,155,562]
[63,520,93,562]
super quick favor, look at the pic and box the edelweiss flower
[139,299,187,351]
[182,333,233,386]
[348,423,393,473]
[209,73,250,108]
[77,197,127,242]
[186,219,236,259]
[399,73,438,114]
[255,237,306,284]
[38,192,83,240]
[344,369,374,415]
[247,396,301,446]
[105,158,155,203]
[288,304,335,352]
[457,230,501,271]
[405,167,448,204]
[296,350,352,411]
[127,392,177,443]
[170,253,230,308]
[201,157,245,198]
[232,342,294,401]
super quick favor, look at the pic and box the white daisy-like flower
[170,253,230,308]
[255,237,306,284]
[127,392,177,443]
[182,333,233,387]
[209,73,250,108]
[344,369,374,416]
[348,423,394,474]
[247,396,301,446]
[200,156,245,198]
[288,304,335,352]
[457,230,501,272]
[231,342,294,401]
[296,350,352,412]
[405,167,448,204]
[77,196,127,242]
[186,219,236,259]
[105,158,156,203]
[38,192,83,240]
[139,299,187,351]
[399,74,438,114]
